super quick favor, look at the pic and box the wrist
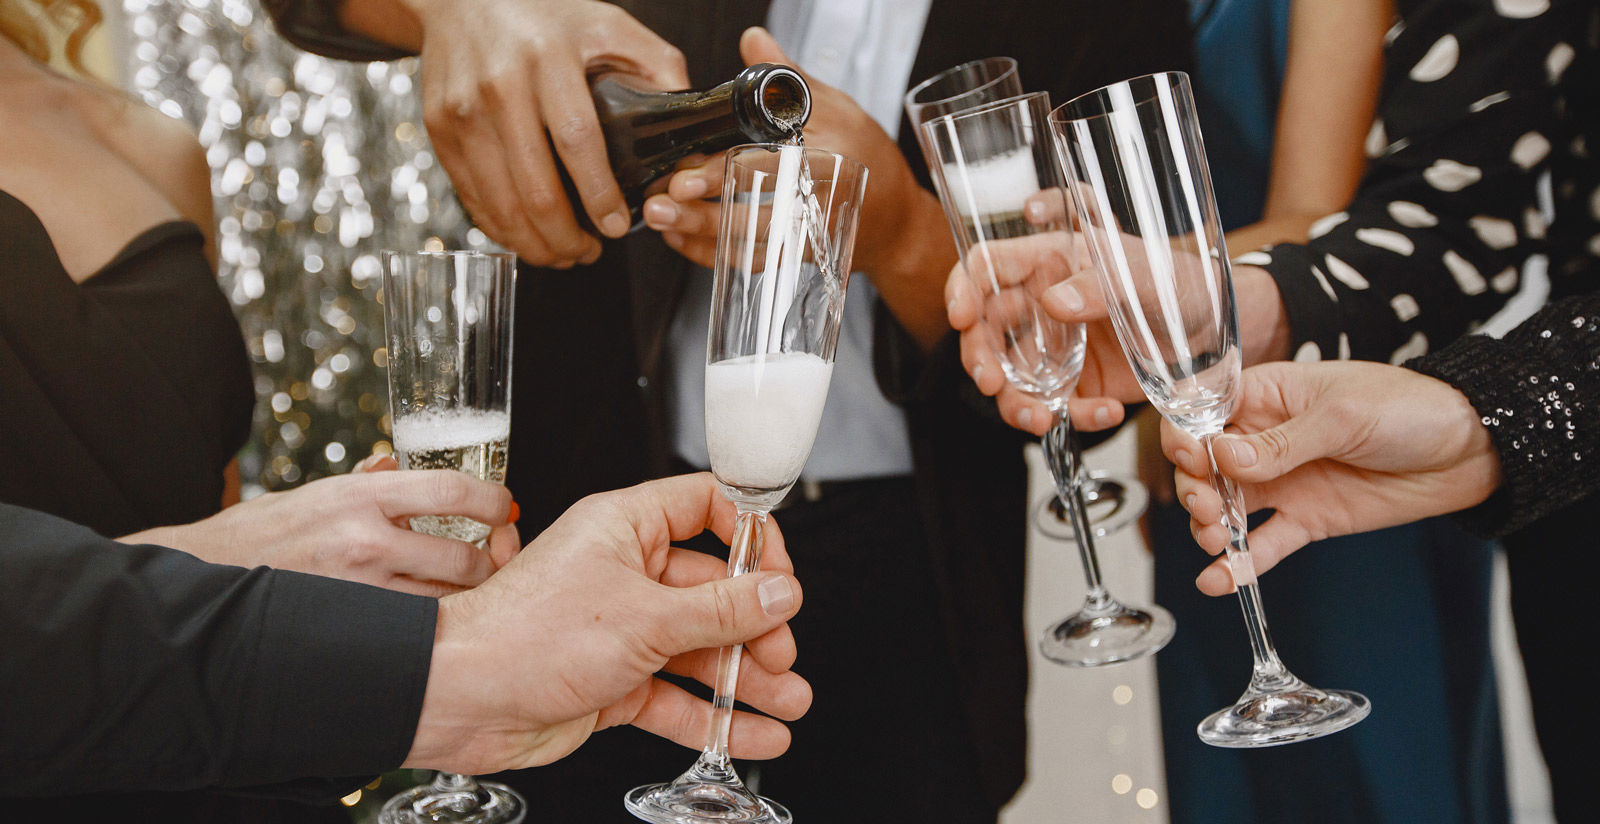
[403,593,481,771]
[1234,264,1292,365]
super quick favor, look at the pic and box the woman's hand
[1161,360,1501,596]
[122,467,520,596]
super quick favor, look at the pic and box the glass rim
[380,249,516,262]
[1050,70,1193,125]
[904,56,1020,109]
[725,142,869,177]
[919,90,1051,137]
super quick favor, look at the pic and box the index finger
[363,470,515,525]
[542,68,632,238]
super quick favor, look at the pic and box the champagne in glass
[392,408,511,542]
[379,249,525,822]
[1051,72,1370,746]
[625,143,867,824]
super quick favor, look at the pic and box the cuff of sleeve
[1255,243,1343,363]
[1406,335,1528,538]
[264,0,415,62]
[231,571,437,785]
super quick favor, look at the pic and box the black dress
[0,190,349,821]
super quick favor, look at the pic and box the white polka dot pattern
[1510,131,1551,169]
[1469,216,1519,250]
[1354,228,1416,255]
[1388,201,1439,227]
[1423,159,1482,191]
[1410,35,1460,82]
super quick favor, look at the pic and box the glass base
[1034,472,1149,542]
[378,778,525,824]
[1198,683,1371,748]
[1039,602,1175,667]
[625,759,789,824]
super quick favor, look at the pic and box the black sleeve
[0,504,436,797]
[1246,0,1583,365]
[259,0,412,61]
[1407,290,1600,538]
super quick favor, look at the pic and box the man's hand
[641,27,957,350]
[405,473,809,774]
[372,0,689,267]
[122,467,519,596]
[942,216,1133,436]
[1161,360,1502,596]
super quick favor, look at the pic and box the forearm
[862,187,958,353]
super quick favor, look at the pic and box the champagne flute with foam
[626,144,867,824]
[379,249,525,824]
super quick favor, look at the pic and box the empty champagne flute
[379,249,524,821]
[625,144,867,823]
[923,92,1173,667]
[1051,72,1370,745]
[906,58,1147,543]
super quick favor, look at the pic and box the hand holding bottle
[347,0,691,267]
[643,27,957,350]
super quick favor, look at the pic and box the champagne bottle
[562,62,811,233]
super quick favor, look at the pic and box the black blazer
[0,503,434,799]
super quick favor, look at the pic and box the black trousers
[487,477,1000,823]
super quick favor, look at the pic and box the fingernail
[1183,492,1197,512]
[644,199,677,227]
[1018,407,1033,429]
[1174,448,1192,470]
[972,363,985,383]
[509,501,520,523]
[947,298,957,319]
[354,454,379,471]
[1025,200,1046,223]
[602,212,630,238]
[1225,437,1257,468]
[1055,284,1085,313]
[758,574,796,616]
[1092,405,1113,427]
[680,176,707,198]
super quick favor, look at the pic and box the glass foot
[378,778,525,824]
[1198,681,1371,748]
[626,759,789,824]
[1039,602,1175,667]
[1034,472,1149,541]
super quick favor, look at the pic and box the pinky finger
[626,677,794,760]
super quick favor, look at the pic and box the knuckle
[428,471,470,511]
[550,114,599,150]
[709,582,742,631]
[1257,428,1292,463]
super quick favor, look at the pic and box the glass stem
[1043,413,1113,612]
[695,507,768,773]
[420,772,487,810]
[1199,433,1296,694]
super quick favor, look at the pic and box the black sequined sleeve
[1239,0,1585,365]
[1407,291,1600,538]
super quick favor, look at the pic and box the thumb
[663,571,802,654]
[1212,412,1334,484]
[740,26,796,71]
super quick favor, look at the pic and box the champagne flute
[1051,72,1370,745]
[922,92,1174,667]
[625,143,867,822]
[906,58,1148,543]
[378,249,524,821]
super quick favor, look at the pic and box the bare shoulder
[75,81,215,234]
